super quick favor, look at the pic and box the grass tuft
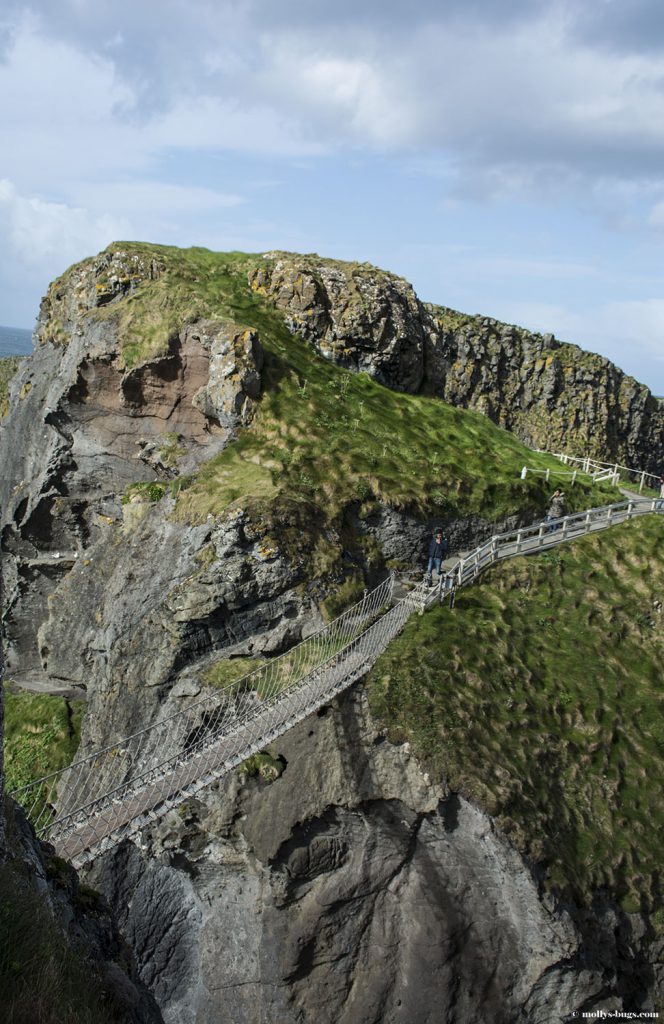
[0,356,22,418]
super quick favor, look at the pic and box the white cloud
[2,3,664,193]
[502,298,664,389]
[76,182,245,218]
[648,198,664,228]
[0,179,129,269]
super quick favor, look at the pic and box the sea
[0,324,33,358]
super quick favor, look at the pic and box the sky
[1,1,663,392]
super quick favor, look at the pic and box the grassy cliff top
[48,242,617,524]
[367,516,664,912]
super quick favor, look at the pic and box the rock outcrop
[250,255,428,393]
[428,307,664,473]
[1,799,162,1023]
[252,253,664,471]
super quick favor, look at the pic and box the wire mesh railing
[8,493,663,866]
[448,497,664,590]
[11,573,420,864]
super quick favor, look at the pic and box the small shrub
[238,752,285,783]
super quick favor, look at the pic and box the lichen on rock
[189,319,264,427]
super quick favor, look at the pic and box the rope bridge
[9,495,664,867]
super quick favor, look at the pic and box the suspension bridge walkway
[10,494,664,867]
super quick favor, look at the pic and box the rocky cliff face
[1,243,662,1022]
[0,246,516,716]
[1,799,162,1022]
[87,689,661,1024]
[252,253,664,471]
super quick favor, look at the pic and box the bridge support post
[537,524,545,547]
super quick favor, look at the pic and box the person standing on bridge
[658,473,664,509]
[425,528,448,584]
[545,488,566,532]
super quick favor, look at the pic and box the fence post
[639,472,645,493]
[562,516,570,538]
[584,458,590,473]
[457,559,465,585]
[627,500,635,519]
[521,466,527,480]
[545,468,550,482]
[538,523,545,547]
[491,536,498,561]
[515,530,523,553]
[572,470,577,484]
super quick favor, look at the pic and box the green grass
[85,244,265,368]
[173,326,619,525]
[201,657,268,689]
[46,242,618,529]
[4,689,84,814]
[367,517,664,911]
[0,356,22,418]
[237,751,285,782]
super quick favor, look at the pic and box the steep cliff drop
[1,243,662,1022]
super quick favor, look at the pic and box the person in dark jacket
[426,528,448,583]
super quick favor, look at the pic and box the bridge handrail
[539,449,661,490]
[9,491,663,864]
[9,574,394,796]
[445,497,661,591]
[37,593,405,839]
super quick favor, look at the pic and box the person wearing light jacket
[545,488,566,531]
